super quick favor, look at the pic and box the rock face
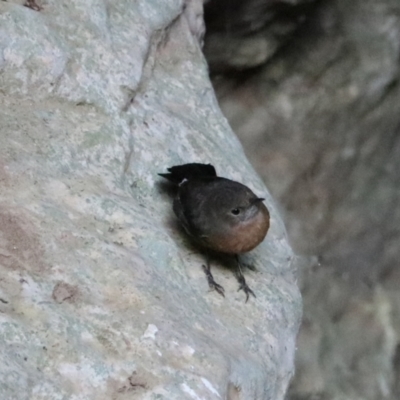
[204,0,317,71]
[0,1,301,399]
[205,0,400,399]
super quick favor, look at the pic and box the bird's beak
[251,197,265,204]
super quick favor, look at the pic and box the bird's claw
[238,283,256,303]
[210,282,225,297]
[202,264,225,298]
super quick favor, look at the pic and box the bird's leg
[235,255,256,302]
[202,255,225,297]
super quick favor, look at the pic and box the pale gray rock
[0,1,301,399]
[184,0,206,46]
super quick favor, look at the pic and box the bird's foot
[237,282,256,302]
[235,255,256,302]
[202,264,225,297]
[236,272,256,302]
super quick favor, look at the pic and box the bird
[159,163,270,301]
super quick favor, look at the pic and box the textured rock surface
[204,0,317,71]
[0,1,301,399]
[205,0,400,399]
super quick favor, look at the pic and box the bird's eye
[231,208,241,215]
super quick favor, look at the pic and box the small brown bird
[159,163,270,301]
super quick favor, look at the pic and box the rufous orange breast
[204,205,270,254]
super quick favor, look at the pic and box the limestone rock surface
[0,1,301,399]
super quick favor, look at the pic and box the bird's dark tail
[159,163,217,184]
